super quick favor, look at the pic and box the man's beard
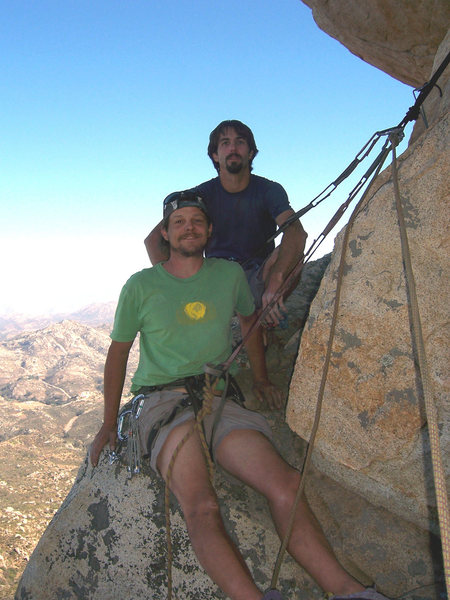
[225,154,244,174]
[173,236,205,257]
[177,247,204,257]
[226,161,243,174]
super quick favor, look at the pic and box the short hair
[207,120,258,173]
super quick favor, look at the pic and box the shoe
[262,590,283,600]
[328,587,390,600]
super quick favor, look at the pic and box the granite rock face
[287,34,449,534]
[301,0,450,88]
[14,417,324,600]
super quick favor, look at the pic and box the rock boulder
[287,27,449,549]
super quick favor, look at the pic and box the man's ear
[207,223,212,238]
[161,226,169,241]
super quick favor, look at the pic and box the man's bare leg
[157,420,263,600]
[216,429,365,595]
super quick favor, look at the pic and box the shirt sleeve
[110,278,140,342]
[265,180,291,220]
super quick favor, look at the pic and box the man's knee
[183,494,222,527]
[269,469,302,509]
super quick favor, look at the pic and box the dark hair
[207,120,258,173]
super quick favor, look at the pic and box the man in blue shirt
[145,121,307,409]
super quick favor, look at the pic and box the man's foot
[262,590,283,600]
[328,587,391,600]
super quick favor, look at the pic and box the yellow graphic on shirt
[184,301,207,321]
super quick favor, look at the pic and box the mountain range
[0,306,138,599]
[0,301,117,341]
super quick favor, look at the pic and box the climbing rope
[163,372,218,600]
[390,136,449,592]
[270,134,393,591]
[268,51,450,591]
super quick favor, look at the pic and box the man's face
[212,127,254,174]
[162,206,211,257]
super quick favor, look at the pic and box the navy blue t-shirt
[194,175,291,266]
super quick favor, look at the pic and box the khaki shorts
[131,390,273,473]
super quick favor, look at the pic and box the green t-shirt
[111,258,255,392]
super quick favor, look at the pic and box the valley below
[0,314,138,600]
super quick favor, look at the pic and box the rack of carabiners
[109,393,145,475]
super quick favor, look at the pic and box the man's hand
[253,379,284,410]
[90,423,117,467]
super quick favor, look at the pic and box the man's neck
[219,169,251,193]
[162,254,204,278]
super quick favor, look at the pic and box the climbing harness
[112,371,244,477]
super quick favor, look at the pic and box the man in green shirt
[90,192,387,600]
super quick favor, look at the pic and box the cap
[163,191,209,220]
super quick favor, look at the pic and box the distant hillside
[0,318,137,404]
[0,301,116,340]
[0,318,139,598]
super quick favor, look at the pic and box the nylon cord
[270,141,391,590]
[390,137,449,592]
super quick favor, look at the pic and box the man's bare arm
[238,311,283,409]
[90,340,134,466]
[262,209,307,325]
[144,220,169,265]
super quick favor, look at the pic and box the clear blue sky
[1,0,415,315]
